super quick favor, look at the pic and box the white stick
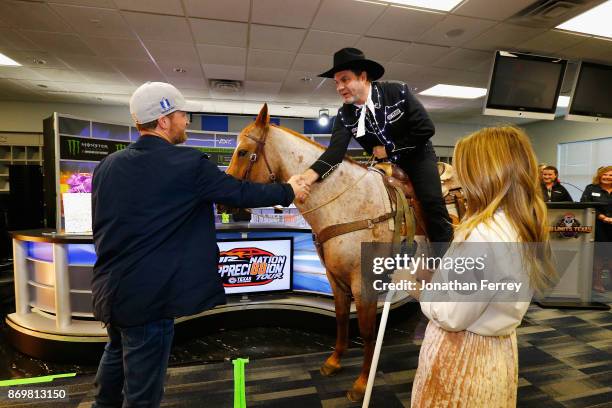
[362,290,394,408]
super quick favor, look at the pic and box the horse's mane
[256,123,365,168]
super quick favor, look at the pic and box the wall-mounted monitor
[565,61,612,124]
[483,51,567,120]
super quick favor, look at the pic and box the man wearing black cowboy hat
[300,47,453,245]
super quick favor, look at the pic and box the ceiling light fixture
[556,0,612,39]
[318,108,330,127]
[557,95,570,108]
[173,67,187,73]
[419,84,487,99]
[385,0,463,12]
[32,58,46,65]
[0,53,21,66]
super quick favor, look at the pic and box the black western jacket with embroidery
[310,81,435,179]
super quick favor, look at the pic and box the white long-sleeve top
[420,211,533,336]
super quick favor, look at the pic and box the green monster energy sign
[60,136,130,161]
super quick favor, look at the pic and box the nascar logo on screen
[217,239,292,294]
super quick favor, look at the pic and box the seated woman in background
[581,166,612,293]
[409,126,556,408]
[541,165,573,202]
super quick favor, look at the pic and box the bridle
[241,127,277,183]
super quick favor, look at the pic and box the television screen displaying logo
[217,238,292,294]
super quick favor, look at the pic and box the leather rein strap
[242,129,277,182]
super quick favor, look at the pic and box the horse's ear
[255,103,270,128]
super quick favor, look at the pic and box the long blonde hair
[453,126,556,292]
[593,165,612,185]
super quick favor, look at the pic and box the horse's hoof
[320,362,342,377]
[346,387,365,403]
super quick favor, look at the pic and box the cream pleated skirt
[411,321,518,408]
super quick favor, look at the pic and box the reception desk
[6,225,410,359]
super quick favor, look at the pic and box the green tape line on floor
[0,373,76,387]
[233,358,249,408]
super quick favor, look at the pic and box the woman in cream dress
[410,127,557,407]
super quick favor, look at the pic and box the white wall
[0,101,132,133]
[523,118,612,166]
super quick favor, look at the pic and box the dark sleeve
[580,185,593,203]
[559,185,573,202]
[309,110,351,179]
[196,156,294,207]
[388,83,435,155]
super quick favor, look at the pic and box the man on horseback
[300,47,453,245]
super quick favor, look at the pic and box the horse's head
[226,103,278,184]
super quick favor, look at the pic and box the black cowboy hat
[318,48,385,81]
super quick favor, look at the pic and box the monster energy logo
[67,139,80,155]
[115,143,127,151]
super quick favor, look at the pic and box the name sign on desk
[217,238,292,294]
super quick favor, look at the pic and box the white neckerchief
[356,84,375,138]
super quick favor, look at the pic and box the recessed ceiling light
[37,84,48,88]
[557,95,570,108]
[173,67,187,73]
[32,58,47,65]
[385,0,463,12]
[0,53,21,66]
[445,28,465,38]
[419,84,487,99]
[556,0,612,39]
[301,76,312,82]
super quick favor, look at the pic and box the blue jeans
[93,319,174,408]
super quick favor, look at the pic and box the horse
[224,104,438,401]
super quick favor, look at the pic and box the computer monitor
[566,61,612,124]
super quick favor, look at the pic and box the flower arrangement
[66,172,92,193]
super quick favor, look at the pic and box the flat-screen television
[483,51,567,120]
[566,61,612,124]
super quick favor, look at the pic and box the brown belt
[314,212,395,246]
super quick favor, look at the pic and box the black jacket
[541,182,573,202]
[310,81,435,178]
[92,135,294,327]
[581,184,611,218]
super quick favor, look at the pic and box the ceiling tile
[122,11,192,42]
[417,15,497,47]
[300,30,359,55]
[243,80,282,100]
[282,70,325,92]
[250,25,306,51]
[453,0,538,21]
[367,6,446,42]
[107,58,165,83]
[167,76,208,89]
[49,4,135,39]
[392,43,451,65]
[252,0,320,29]
[114,0,184,16]
[180,88,211,98]
[0,50,70,69]
[144,40,200,64]
[312,0,386,35]
[291,53,329,73]
[246,67,288,82]
[203,64,245,81]
[517,30,589,54]
[48,0,116,7]
[83,37,149,59]
[157,61,203,79]
[197,45,246,66]
[558,37,612,63]
[248,49,295,69]
[463,23,546,51]
[433,49,493,73]
[190,19,248,47]
[81,71,132,85]
[184,0,249,22]
[0,1,71,32]
[19,31,97,56]
[30,67,88,83]
[381,62,420,82]
[56,54,119,73]
[0,28,38,51]
[354,37,408,62]
[0,66,46,81]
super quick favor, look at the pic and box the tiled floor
[1,301,611,407]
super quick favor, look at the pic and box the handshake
[287,170,319,203]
